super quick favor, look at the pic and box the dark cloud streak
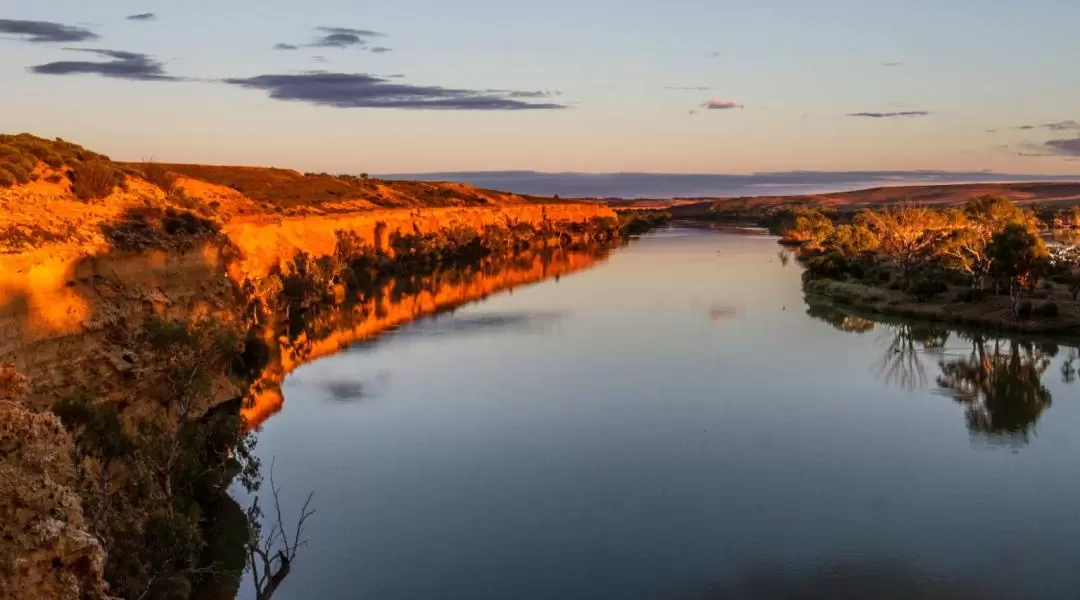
[848,111,930,118]
[223,71,566,110]
[310,26,383,49]
[29,48,178,81]
[0,18,98,43]
[126,13,156,21]
[1045,138,1080,157]
[273,43,299,50]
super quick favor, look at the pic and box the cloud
[273,43,299,51]
[847,111,930,118]
[880,61,903,67]
[222,71,567,110]
[311,26,383,49]
[990,120,1080,133]
[665,86,711,91]
[702,98,742,110]
[312,55,328,64]
[706,51,721,58]
[1044,138,1080,157]
[1046,120,1080,131]
[0,18,99,43]
[369,46,391,53]
[29,48,178,81]
[126,13,156,21]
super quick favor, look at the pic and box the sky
[2,0,1079,189]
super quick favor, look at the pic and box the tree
[986,224,1049,316]
[862,204,949,281]
[823,220,879,257]
[963,195,1035,234]
[779,206,834,246]
[247,462,315,600]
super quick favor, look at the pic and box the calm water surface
[245,229,1080,599]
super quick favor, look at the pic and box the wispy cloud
[847,111,930,118]
[29,48,178,81]
[0,18,98,43]
[222,72,566,110]
[702,98,742,110]
[1044,138,1080,157]
[880,61,903,67]
[989,120,1080,133]
[275,26,389,52]
[311,26,383,49]
[126,12,156,21]
[706,51,721,58]
[665,85,711,91]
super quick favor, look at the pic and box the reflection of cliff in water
[806,300,1078,445]
[243,246,614,428]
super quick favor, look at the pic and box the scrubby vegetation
[617,210,671,235]
[51,319,258,600]
[784,196,1080,329]
[147,163,541,211]
[103,206,224,251]
[0,133,126,199]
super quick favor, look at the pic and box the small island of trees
[779,197,1080,333]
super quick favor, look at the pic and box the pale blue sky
[2,0,1079,176]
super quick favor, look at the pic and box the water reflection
[937,335,1053,443]
[243,245,613,428]
[806,301,1078,444]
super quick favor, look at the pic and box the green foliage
[823,222,879,257]
[53,393,135,459]
[987,223,1050,309]
[779,206,835,246]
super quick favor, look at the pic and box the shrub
[4,163,30,185]
[71,161,122,200]
[45,173,63,184]
[1035,302,1060,318]
[1017,300,1033,318]
[952,287,987,303]
[139,161,176,193]
[907,277,948,301]
[0,169,14,187]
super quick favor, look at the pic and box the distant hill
[644,182,1080,218]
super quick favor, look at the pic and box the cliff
[0,133,618,599]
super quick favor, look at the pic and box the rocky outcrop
[0,368,109,600]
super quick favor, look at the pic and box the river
[241,228,1080,600]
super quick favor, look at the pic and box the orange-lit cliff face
[242,247,610,429]
[1,201,615,412]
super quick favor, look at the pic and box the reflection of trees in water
[804,300,1077,444]
[876,324,949,390]
[936,334,1053,442]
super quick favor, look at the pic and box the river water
[243,228,1080,600]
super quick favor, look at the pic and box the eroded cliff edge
[0,134,620,600]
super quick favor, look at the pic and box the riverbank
[0,134,627,599]
[804,277,1080,336]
